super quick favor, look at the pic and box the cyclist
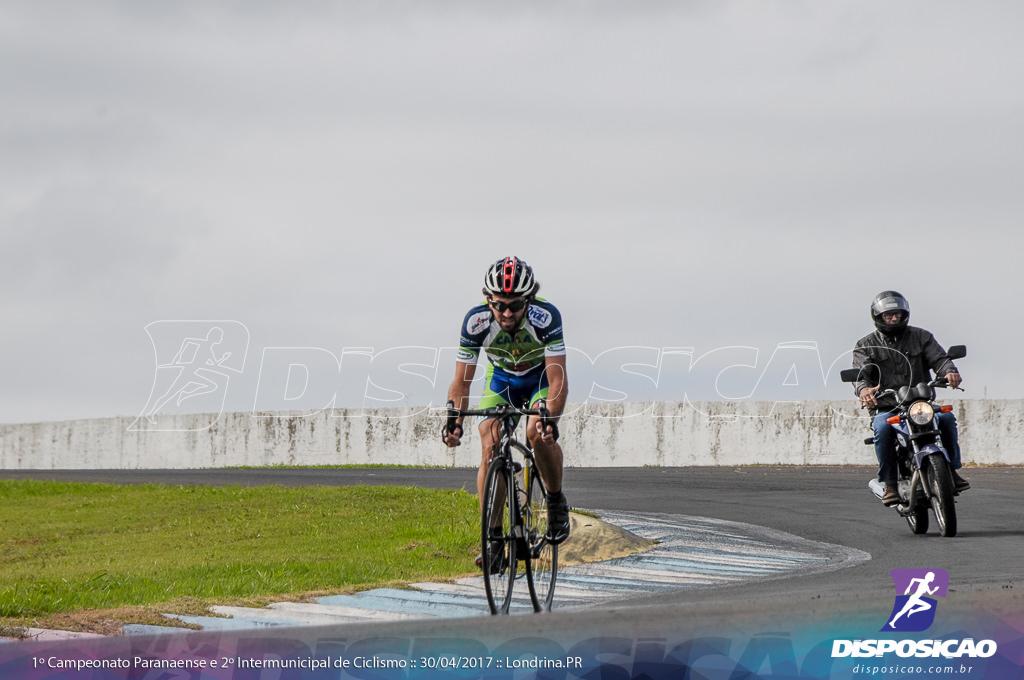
[443,256,571,568]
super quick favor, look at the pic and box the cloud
[0,1,1021,422]
[1,182,189,296]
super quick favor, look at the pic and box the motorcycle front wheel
[925,454,958,538]
[906,505,930,534]
[905,473,930,534]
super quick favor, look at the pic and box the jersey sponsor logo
[528,305,552,328]
[456,349,478,362]
[466,313,491,335]
[546,341,566,354]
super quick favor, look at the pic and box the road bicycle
[444,400,558,614]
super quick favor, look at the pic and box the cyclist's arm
[543,354,568,419]
[447,360,477,428]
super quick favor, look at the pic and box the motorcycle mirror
[947,345,967,360]
[839,368,861,383]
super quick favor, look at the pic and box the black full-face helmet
[871,290,910,335]
[483,256,537,298]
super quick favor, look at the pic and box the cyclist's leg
[477,365,514,510]
[524,374,569,543]
[524,369,560,488]
[525,390,562,493]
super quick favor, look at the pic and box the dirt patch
[0,606,197,639]
[559,512,656,567]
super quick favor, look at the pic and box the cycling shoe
[476,539,508,574]
[546,491,570,545]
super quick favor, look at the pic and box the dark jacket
[851,326,959,413]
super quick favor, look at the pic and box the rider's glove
[542,421,559,442]
[441,422,463,445]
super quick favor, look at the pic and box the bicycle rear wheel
[481,457,517,614]
[523,462,558,612]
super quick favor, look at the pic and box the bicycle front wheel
[523,463,558,612]
[481,458,517,614]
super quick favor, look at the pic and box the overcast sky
[1,1,1021,424]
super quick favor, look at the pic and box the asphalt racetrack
[4,466,1023,640]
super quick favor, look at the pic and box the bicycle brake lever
[535,399,559,441]
[445,400,458,434]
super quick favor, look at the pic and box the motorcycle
[840,344,967,538]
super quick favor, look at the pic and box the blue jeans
[873,411,962,485]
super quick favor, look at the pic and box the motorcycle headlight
[908,401,935,425]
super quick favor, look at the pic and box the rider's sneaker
[881,484,900,506]
[475,539,507,574]
[546,491,571,545]
[952,470,971,492]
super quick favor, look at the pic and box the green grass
[221,463,463,470]
[0,480,478,621]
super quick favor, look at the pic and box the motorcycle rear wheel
[925,454,958,538]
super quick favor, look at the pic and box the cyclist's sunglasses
[488,297,529,313]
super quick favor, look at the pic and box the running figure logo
[882,568,950,632]
[131,321,249,431]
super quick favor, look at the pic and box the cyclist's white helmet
[483,256,537,297]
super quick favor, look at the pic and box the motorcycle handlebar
[866,378,964,410]
[929,377,964,391]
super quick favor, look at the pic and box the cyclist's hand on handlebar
[946,372,962,390]
[442,423,463,448]
[442,400,463,447]
[859,385,879,409]
[532,399,558,443]
[534,418,559,443]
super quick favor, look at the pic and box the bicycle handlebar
[446,400,551,423]
[443,400,556,441]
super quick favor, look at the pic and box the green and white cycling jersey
[456,298,566,377]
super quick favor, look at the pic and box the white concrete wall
[2,400,1021,470]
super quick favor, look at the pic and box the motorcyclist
[851,291,970,506]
